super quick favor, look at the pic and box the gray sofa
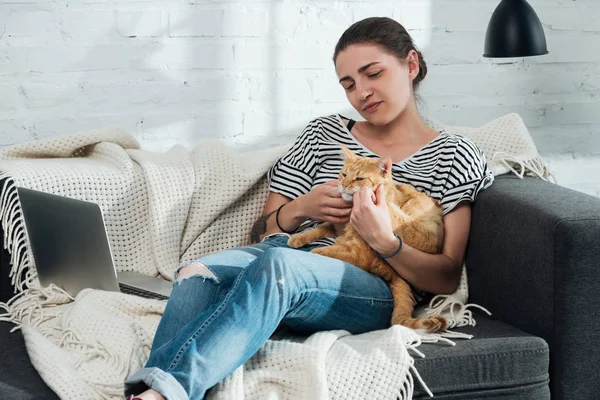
[1,174,599,399]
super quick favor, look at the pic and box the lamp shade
[484,0,548,58]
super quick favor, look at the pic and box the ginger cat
[288,144,447,333]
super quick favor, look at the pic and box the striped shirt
[268,113,494,247]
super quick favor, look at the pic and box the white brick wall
[0,0,598,197]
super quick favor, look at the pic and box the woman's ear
[407,50,419,81]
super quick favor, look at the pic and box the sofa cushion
[413,311,550,399]
[1,311,549,400]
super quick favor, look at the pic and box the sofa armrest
[466,174,600,400]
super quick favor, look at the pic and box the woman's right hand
[297,180,353,224]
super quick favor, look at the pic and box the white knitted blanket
[0,113,549,400]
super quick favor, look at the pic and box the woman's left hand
[350,184,397,254]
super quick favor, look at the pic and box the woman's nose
[355,81,372,101]
[359,86,372,101]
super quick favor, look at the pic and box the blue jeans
[124,234,394,399]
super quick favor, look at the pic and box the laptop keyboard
[119,283,169,300]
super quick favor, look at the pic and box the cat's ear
[377,156,393,177]
[340,144,355,160]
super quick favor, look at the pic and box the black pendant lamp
[484,0,548,58]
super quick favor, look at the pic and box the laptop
[17,187,172,300]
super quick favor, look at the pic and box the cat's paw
[311,247,334,258]
[311,247,327,256]
[421,315,447,333]
[287,235,307,248]
[390,315,446,333]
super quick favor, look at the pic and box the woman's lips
[364,102,382,112]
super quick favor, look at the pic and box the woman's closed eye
[343,71,382,91]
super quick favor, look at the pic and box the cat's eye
[356,177,364,181]
[341,172,347,177]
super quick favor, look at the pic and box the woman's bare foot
[131,388,166,400]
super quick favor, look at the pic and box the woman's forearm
[249,197,307,243]
[268,198,307,234]
[375,235,461,294]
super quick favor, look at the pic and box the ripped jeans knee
[174,261,219,283]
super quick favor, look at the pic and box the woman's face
[335,43,419,126]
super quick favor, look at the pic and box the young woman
[125,16,494,400]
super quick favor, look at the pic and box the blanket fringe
[0,172,38,294]
[60,328,129,389]
[426,294,492,330]
[3,295,123,399]
[0,284,73,332]
[45,326,125,399]
[491,152,556,183]
[404,336,434,398]
[400,372,415,399]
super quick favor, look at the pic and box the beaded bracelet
[275,204,295,234]
[376,233,403,259]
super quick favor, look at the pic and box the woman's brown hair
[333,17,427,91]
